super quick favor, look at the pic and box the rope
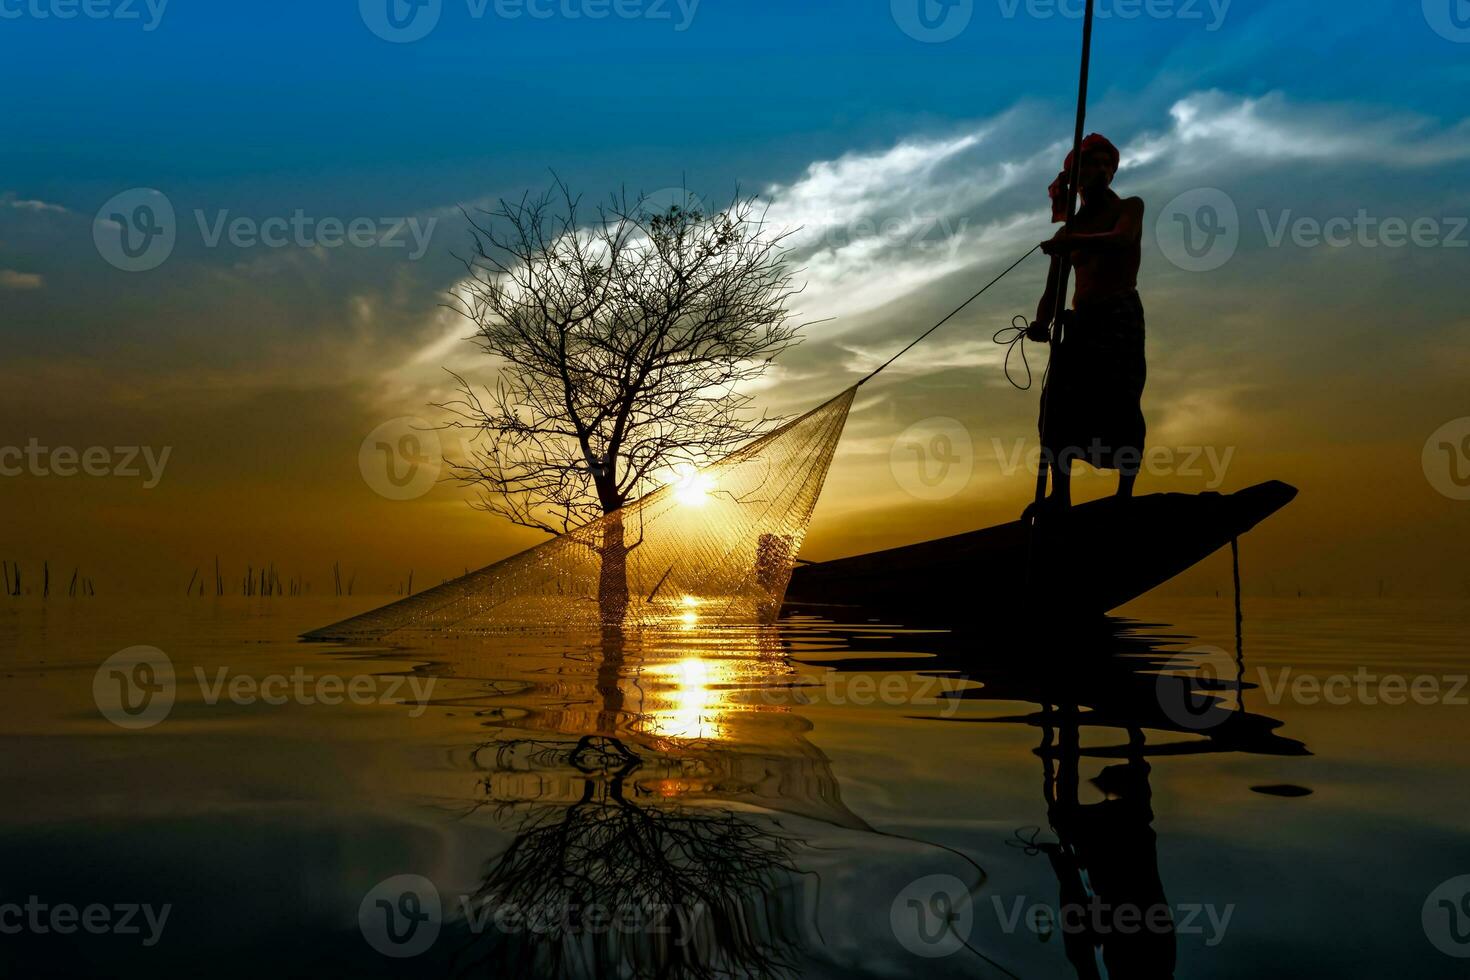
[1232,534,1245,673]
[993,314,1042,391]
[856,244,1041,387]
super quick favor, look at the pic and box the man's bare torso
[1069,195,1143,307]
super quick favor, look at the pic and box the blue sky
[4,1,1464,209]
[3,0,1469,595]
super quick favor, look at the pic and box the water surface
[3,596,1469,977]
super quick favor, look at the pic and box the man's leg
[1022,447,1074,522]
[1051,450,1074,508]
[1115,445,1140,499]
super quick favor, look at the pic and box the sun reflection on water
[640,656,730,741]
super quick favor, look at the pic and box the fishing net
[307,387,856,639]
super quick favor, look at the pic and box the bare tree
[439,182,803,620]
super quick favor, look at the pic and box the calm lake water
[4,596,1470,977]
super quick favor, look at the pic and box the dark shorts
[1040,290,1147,473]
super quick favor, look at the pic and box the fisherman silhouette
[1027,134,1148,514]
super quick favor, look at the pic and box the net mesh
[307,387,856,639]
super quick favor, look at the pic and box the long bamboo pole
[1032,0,1097,520]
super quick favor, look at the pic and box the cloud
[756,88,1470,341]
[0,269,44,290]
[761,120,1059,326]
[3,196,69,214]
[404,88,1470,420]
[1126,90,1470,171]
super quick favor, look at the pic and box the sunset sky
[3,0,1468,598]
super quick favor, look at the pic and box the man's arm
[1030,254,1064,340]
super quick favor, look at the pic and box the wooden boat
[784,481,1297,621]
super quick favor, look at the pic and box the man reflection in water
[1028,134,1148,514]
[1038,721,1176,979]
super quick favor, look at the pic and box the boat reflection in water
[390,613,1306,979]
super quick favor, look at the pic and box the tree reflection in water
[460,733,808,979]
[446,624,851,979]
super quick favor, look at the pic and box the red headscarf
[1048,133,1120,222]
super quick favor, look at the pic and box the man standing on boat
[1027,134,1147,513]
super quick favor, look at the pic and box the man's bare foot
[1021,494,1071,525]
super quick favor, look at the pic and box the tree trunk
[597,510,629,625]
[595,625,626,734]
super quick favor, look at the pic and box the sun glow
[670,464,716,507]
[678,594,702,627]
